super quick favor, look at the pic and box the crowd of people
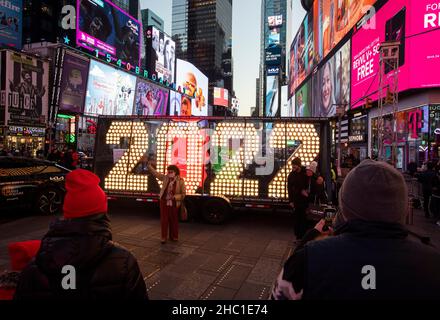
[1,153,440,299]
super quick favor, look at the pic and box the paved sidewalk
[0,204,438,300]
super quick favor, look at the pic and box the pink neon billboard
[351,0,440,109]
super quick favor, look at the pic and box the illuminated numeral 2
[105,122,149,192]
[210,123,259,197]
[269,123,320,198]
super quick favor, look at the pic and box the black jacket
[288,168,308,207]
[14,215,148,300]
[282,220,440,300]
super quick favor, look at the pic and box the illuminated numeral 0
[105,122,149,192]
[268,123,320,198]
[156,122,204,195]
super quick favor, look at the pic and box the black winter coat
[14,215,148,300]
[288,168,308,207]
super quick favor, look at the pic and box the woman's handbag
[179,204,188,222]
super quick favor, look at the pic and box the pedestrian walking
[148,162,186,244]
[14,169,148,300]
[417,162,438,218]
[288,157,309,240]
[272,160,440,300]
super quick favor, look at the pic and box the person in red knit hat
[0,240,41,300]
[14,169,148,300]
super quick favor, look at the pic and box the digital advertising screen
[76,0,141,69]
[280,85,293,117]
[84,60,136,116]
[0,0,22,49]
[176,59,209,116]
[313,0,376,62]
[1,51,49,126]
[169,91,182,116]
[295,80,312,117]
[145,26,175,85]
[213,87,229,107]
[268,15,283,28]
[135,79,169,116]
[59,52,90,114]
[265,76,279,117]
[313,40,351,117]
[351,0,440,109]
[289,13,314,95]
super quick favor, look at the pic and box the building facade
[258,0,287,117]
[172,0,233,97]
[141,9,165,32]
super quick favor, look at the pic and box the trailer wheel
[202,199,231,224]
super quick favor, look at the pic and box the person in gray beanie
[272,160,440,300]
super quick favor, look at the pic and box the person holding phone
[273,160,440,300]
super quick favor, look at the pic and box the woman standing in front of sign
[147,162,186,244]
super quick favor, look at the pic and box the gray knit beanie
[339,160,408,224]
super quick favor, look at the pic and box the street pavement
[0,201,439,300]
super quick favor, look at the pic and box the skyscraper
[141,9,165,32]
[172,0,233,96]
[258,0,287,117]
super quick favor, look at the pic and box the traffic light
[365,97,373,109]
[385,89,394,105]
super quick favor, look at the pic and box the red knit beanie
[63,169,108,219]
[8,240,41,271]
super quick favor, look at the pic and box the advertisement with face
[77,0,141,67]
[0,0,22,49]
[265,76,279,117]
[295,81,311,117]
[135,79,169,116]
[314,40,350,117]
[146,27,176,85]
[351,0,411,109]
[169,91,182,116]
[59,52,90,113]
[84,60,136,116]
[1,51,48,126]
[313,0,376,61]
[176,59,209,116]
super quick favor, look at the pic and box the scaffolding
[377,41,400,164]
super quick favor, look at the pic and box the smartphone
[324,207,337,228]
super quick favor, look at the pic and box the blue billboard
[0,0,22,49]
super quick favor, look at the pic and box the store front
[370,105,430,171]
[348,113,368,162]
[4,125,46,157]
[54,114,77,151]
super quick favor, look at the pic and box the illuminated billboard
[313,0,376,62]
[313,40,351,117]
[135,79,169,116]
[84,60,136,116]
[351,0,440,109]
[59,52,90,114]
[0,51,49,126]
[145,26,176,85]
[213,88,229,107]
[176,59,209,116]
[268,15,283,28]
[295,80,312,117]
[266,76,279,117]
[0,0,22,49]
[76,0,141,70]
